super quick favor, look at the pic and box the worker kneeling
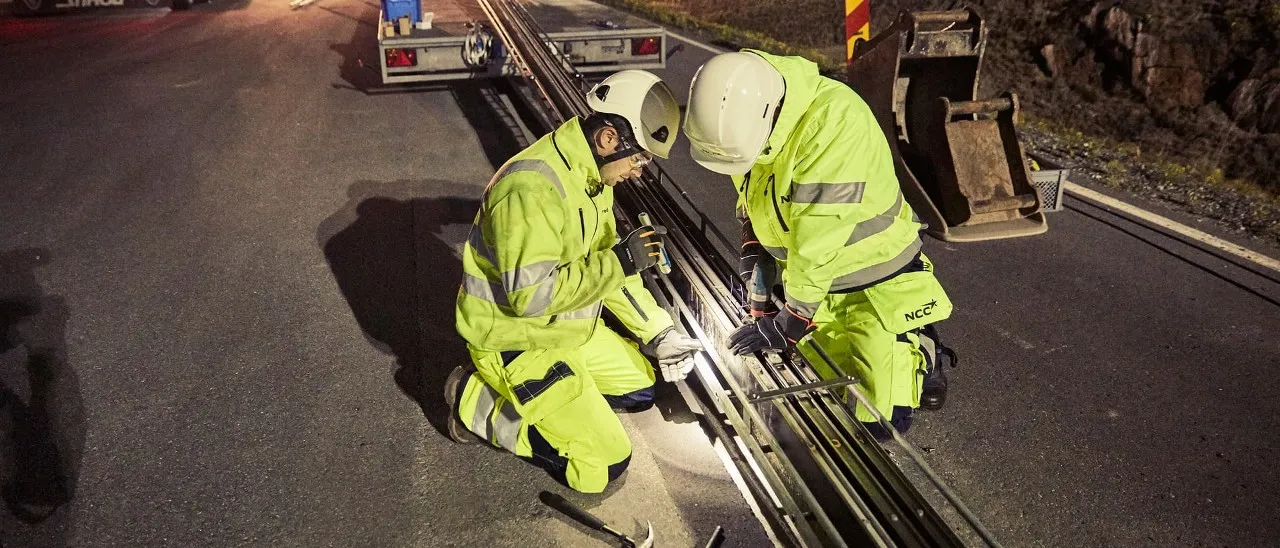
[684,51,957,439]
[445,70,701,493]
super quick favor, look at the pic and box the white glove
[643,328,703,383]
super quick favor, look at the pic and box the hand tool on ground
[540,491,654,548]
[702,525,724,548]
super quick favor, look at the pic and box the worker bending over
[446,70,702,493]
[684,51,956,438]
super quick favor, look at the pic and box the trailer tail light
[631,37,660,56]
[385,48,417,68]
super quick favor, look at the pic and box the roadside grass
[592,0,843,73]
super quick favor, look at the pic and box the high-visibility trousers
[454,320,656,493]
[797,267,951,426]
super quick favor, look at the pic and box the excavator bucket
[848,8,1048,242]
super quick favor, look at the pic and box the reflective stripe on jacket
[456,117,673,351]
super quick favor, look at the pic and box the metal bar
[946,97,1013,116]
[748,376,861,403]
[779,356,958,546]
[638,263,796,543]
[648,217,910,545]
[911,10,971,23]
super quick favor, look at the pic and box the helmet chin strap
[594,145,640,167]
[586,145,639,197]
[582,113,645,196]
[584,113,643,168]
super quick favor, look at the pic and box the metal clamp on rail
[746,375,860,404]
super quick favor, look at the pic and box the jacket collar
[550,117,603,193]
[744,49,821,166]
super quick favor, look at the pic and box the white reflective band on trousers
[468,382,521,452]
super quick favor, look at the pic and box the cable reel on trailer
[462,23,496,68]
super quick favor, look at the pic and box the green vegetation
[592,0,842,72]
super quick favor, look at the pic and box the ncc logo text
[904,300,938,321]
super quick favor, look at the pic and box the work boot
[443,365,479,444]
[919,326,957,411]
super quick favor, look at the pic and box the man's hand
[643,328,703,382]
[613,225,665,275]
[728,306,815,355]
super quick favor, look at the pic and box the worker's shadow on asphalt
[318,180,480,439]
[0,248,85,548]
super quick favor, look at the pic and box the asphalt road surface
[3,0,1280,547]
[0,2,767,546]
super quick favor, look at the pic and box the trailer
[10,0,195,15]
[376,0,666,83]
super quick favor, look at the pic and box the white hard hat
[586,70,681,159]
[684,52,785,175]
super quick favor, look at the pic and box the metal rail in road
[476,1,1002,544]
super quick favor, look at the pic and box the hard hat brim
[586,70,681,160]
[689,145,756,176]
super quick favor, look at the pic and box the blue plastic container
[382,0,419,24]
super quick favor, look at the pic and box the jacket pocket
[864,271,952,334]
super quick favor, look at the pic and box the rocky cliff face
[1072,3,1279,132]
[1226,69,1280,132]
[905,0,1280,193]
[1081,5,1205,110]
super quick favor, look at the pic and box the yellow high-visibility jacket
[456,117,673,351]
[735,50,932,321]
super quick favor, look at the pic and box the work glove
[728,305,815,355]
[613,225,665,276]
[642,327,703,382]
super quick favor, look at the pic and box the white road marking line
[1064,182,1280,273]
[993,326,1035,350]
[665,29,727,54]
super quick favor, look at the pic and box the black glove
[728,305,815,355]
[613,225,665,275]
